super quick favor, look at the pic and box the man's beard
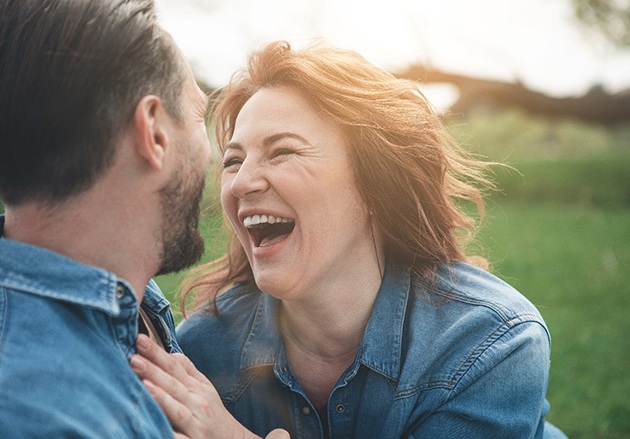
[155,164,206,276]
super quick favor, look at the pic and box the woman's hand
[130,334,289,439]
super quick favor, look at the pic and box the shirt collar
[239,262,411,381]
[240,292,283,370]
[142,279,172,315]
[356,263,410,381]
[0,214,129,316]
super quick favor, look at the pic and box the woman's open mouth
[243,214,295,247]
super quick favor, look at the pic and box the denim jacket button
[335,404,345,413]
[279,366,287,374]
[301,406,311,415]
[115,285,125,299]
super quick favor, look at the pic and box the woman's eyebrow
[262,132,308,147]
[224,141,243,153]
[224,132,309,153]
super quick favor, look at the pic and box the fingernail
[130,355,147,372]
[136,334,151,351]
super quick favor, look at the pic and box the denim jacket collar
[0,214,132,316]
[239,262,411,381]
[240,294,283,370]
[357,263,410,381]
[142,279,174,316]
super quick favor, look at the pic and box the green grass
[489,156,630,207]
[447,108,630,163]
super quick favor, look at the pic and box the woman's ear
[132,95,169,171]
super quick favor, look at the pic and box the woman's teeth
[243,214,292,228]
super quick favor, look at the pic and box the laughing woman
[134,40,568,438]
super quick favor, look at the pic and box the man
[0,0,256,436]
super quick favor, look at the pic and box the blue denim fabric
[0,218,179,437]
[142,279,183,356]
[178,261,568,439]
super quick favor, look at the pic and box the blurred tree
[397,65,630,125]
[571,0,630,47]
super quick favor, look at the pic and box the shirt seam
[393,315,549,400]
[448,315,549,389]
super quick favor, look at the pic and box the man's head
[0,0,212,275]
[0,0,185,206]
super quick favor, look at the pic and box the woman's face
[221,86,378,300]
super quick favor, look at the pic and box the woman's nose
[228,159,269,198]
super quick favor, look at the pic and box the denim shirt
[178,261,566,439]
[0,216,180,437]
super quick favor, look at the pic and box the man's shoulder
[0,289,127,391]
[0,237,120,312]
[0,291,173,437]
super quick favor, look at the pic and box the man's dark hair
[0,0,185,205]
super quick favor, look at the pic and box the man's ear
[132,95,170,171]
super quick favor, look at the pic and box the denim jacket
[0,216,179,437]
[178,261,566,439]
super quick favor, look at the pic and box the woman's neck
[279,269,382,410]
[280,264,383,358]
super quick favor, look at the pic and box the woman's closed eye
[270,148,296,161]
[223,145,298,170]
[222,156,243,169]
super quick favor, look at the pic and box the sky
[155,0,630,108]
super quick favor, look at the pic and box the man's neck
[3,196,159,302]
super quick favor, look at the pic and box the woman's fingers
[266,429,291,439]
[131,335,290,439]
[175,351,212,384]
[143,379,199,435]
[130,353,195,409]
[133,335,220,404]
[130,336,238,438]
[135,335,208,387]
[130,359,215,437]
